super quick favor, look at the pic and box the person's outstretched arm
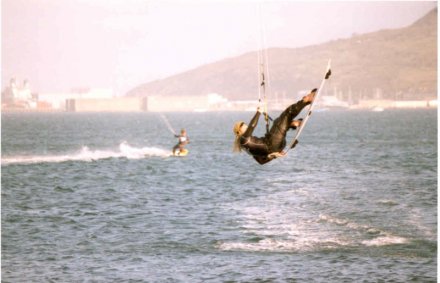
[243,109,261,137]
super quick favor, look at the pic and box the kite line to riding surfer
[173,128,190,156]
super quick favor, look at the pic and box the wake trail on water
[1,141,172,165]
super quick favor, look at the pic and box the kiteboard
[267,59,331,159]
[173,149,189,157]
[285,59,331,153]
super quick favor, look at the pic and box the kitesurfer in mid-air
[233,89,317,165]
[173,128,190,155]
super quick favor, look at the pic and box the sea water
[1,109,437,282]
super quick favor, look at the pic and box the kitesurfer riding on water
[173,128,189,155]
[233,89,317,165]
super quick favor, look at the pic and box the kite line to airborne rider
[234,4,332,165]
[233,56,332,165]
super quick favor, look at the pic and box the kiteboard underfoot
[173,149,189,157]
[266,59,331,159]
[282,59,332,154]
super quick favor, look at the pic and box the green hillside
[128,8,437,101]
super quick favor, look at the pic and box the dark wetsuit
[239,99,310,165]
[173,134,189,153]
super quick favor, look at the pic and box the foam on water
[219,188,412,253]
[361,235,408,247]
[319,214,410,247]
[1,141,171,165]
[377,199,399,206]
[218,189,354,253]
[217,237,351,253]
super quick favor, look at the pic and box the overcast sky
[1,0,437,95]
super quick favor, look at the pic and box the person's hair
[233,135,242,153]
[232,121,244,153]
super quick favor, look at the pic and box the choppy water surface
[2,110,437,282]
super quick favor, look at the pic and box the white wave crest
[118,142,171,159]
[377,199,399,206]
[362,235,408,247]
[1,142,172,165]
[319,214,409,247]
[218,235,351,253]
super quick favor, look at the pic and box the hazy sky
[1,0,437,95]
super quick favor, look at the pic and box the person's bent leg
[173,144,179,153]
[267,91,315,152]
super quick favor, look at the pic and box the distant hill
[128,8,437,101]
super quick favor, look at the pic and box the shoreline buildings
[1,78,437,112]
